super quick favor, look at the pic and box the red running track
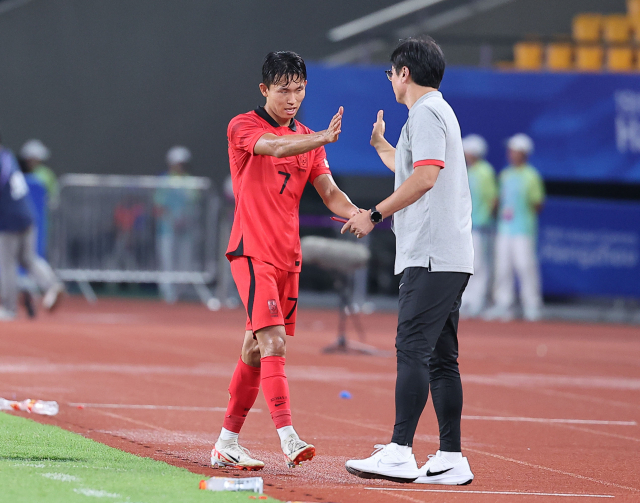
[1,297,639,502]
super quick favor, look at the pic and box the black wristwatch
[370,206,383,224]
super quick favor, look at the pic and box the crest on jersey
[267,299,279,317]
[297,153,308,171]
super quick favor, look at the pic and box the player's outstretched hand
[323,106,343,144]
[370,110,386,147]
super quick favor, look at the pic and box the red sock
[222,358,261,433]
[260,356,292,429]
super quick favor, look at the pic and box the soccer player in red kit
[211,51,360,470]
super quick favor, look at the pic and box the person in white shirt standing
[484,134,545,322]
[341,37,474,486]
[460,135,497,318]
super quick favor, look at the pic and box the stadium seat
[546,43,573,70]
[628,0,640,18]
[572,14,602,43]
[514,42,543,70]
[575,45,604,71]
[606,46,634,71]
[631,17,640,43]
[603,15,632,44]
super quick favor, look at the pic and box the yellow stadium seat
[514,42,543,70]
[635,49,640,70]
[628,0,640,18]
[631,17,640,42]
[546,43,573,70]
[573,14,602,43]
[603,15,632,44]
[606,46,634,71]
[575,45,603,71]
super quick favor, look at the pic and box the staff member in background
[485,133,545,322]
[342,37,475,486]
[19,139,59,209]
[0,135,63,320]
[460,134,497,318]
[154,146,198,304]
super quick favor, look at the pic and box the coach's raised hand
[370,109,396,173]
[323,106,343,143]
[370,110,386,147]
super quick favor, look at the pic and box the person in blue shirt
[484,133,545,322]
[0,136,63,320]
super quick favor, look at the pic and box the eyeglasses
[385,69,393,81]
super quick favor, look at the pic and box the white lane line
[365,488,614,498]
[68,403,262,413]
[462,415,637,426]
[465,446,640,494]
[464,373,640,390]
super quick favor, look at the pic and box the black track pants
[391,267,470,451]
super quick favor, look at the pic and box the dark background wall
[0,0,397,184]
[0,0,628,187]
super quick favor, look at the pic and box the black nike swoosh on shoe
[224,453,239,463]
[426,467,454,476]
[275,402,285,407]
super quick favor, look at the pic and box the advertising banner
[304,64,640,182]
[539,197,640,297]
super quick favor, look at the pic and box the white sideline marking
[41,473,79,482]
[68,403,262,413]
[73,488,120,498]
[366,488,614,498]
[462,415,637,426]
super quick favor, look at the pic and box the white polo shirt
[392,90,474,275]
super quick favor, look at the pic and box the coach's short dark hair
[262,51,307,88]
[390,37,445,89]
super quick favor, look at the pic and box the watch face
[370,210,383,223]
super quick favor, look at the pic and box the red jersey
[226,107,331,272]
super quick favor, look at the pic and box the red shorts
[230,256,299,336]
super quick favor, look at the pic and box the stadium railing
[50,174,219,306]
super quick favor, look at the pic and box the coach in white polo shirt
[342,37,474,486]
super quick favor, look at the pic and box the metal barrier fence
[50,174,219,306]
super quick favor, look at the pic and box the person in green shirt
[19,139,59,208]
[460,134,497,318]
[485,133,545,322]
[154,146,198,303]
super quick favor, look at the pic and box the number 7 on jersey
[278,171,291,194]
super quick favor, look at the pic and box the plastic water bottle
[199,476,263,493]
[0,398,59,416]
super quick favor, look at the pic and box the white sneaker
[0,307,16,321]
[281,434,315,468]
[482,305,514,322]
[523,307,542,322]
[415,450,474,485]
[43,283,64,311]
[345,443,419,483]
[211,438,264,471]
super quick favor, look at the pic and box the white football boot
[415,450,474,485]
[211,438,264,471]
[345,443,420,483]
[281,433,315,468]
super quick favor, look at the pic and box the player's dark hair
[390,37,445,89]
[262,51,307,88]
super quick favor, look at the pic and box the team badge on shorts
[267,299,279,317]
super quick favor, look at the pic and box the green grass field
[0,412,279,503]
